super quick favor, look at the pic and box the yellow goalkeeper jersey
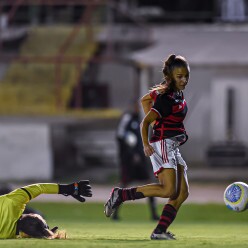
[0,183,58,239]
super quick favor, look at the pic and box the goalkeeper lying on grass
[0,180,92,239]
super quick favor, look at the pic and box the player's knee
[159,185,176,198]
[181,188,189,202]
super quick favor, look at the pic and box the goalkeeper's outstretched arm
[8,180,92,205]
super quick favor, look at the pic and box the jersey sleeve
[149,90,159,101]
[6,183,59,205]
[151,94,171,118]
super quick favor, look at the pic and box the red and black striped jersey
[150,89,188,143]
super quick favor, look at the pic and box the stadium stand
[0,26,97,114]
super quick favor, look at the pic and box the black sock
[156,204,177,232]
[119,187,145,202]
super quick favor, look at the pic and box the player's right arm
[140,90,160,127]
[140,93,154,115]
[140,87,165,126]
[140,110,158,157]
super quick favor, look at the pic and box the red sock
[156,204,177,232]
[119,188,145,201]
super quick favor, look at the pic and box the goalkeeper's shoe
[104,187,123,217]
[150,229,176,240]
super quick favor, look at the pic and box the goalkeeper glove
[58,180,92,202]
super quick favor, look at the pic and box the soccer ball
[224,182,248,212]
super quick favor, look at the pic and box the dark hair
[162,54,189,79]
[150,54,190,93]
[18,214,54,238]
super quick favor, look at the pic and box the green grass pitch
[1,202,248,247]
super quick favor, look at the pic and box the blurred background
[0,0,248,190]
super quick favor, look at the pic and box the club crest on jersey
[172,99,186,113]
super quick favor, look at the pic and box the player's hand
[72,180,92,202]
[59,180,92,203]
[143,144,155,157]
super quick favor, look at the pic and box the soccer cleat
[104,188,123,217]
[150,229,176,240]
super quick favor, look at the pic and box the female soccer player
[0,180,92,239]
[104,54,190,240]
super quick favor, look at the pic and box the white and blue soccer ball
[224,182,248,212]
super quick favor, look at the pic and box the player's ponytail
[149,54,176,93]
[163,54,176,77]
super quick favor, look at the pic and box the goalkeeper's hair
[17,214,66,239]
[150,54,190,93]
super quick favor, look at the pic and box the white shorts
[149,139,187,177]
